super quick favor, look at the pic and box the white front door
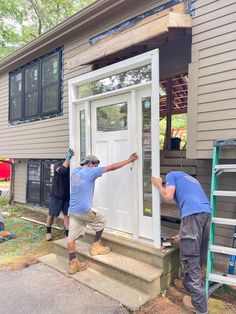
[91,93,136,233]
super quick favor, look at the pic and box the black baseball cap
[80,155,100,165]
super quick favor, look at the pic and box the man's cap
[80,154,100,165]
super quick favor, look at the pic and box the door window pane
[142,97,152,217]
[97,102,128,132]
[42,162,55,206]
[77,64,151,99]
[80,110,86,161]
[27,162,41,203]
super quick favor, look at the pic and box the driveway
[0,263,128,314]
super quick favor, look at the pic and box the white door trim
[68,49,161,248]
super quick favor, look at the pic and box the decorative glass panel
[25,91,38,117]
[80,110,86,161]
[97,102,128,132]
[42,54,58,85]
[142,97,152,217]
[42,84,58,113]
[78,64,151,99]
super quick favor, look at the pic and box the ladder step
[213,191,236,197]
[210,245,236,255]
[212,217,236,226]
[209,273,236,286]
[214,164,236,173]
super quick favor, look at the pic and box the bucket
[171,137,181,150]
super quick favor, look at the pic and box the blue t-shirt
[69,166,105,215]
[165,171,212,218]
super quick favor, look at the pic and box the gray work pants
[179,212,211,314]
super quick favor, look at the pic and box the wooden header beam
[68,3,192,69]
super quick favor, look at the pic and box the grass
[0,204,65,271]
[0,180,10,188]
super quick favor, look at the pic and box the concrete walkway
[0,263,128,314]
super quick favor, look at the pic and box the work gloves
[65,148,75,162]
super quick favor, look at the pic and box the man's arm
[104,153,138,173]
[56,149,74,173]
[151,176,175,201]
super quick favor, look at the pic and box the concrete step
[54,238,163,297]
[38,253,151,311]
[76,229,179,273]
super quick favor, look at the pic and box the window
[142,97,152,217]
[79,110,86,161]
[27,160,59,207]
[97,102,128,132]
[9,49,62,123]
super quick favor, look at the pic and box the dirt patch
[134,295,186,314]
[0,204,65,271]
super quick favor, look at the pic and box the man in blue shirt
[152,171,211,314]
[67,153,138,275]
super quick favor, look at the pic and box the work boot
[46,233,52,241]
[173,278,189,294]
[183,295,208,314]
[68,258,88,275]
[91,241,111,256]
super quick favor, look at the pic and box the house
[0,0,236,306]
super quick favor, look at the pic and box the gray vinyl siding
[187,0,236,159]
[14,159,27,203]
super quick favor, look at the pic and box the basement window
[27,159,60,207]
[9,48,62,124]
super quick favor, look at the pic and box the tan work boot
[183,295,208,314]
[91,241,111,256]
[68,258,88,275]
[46,233,52,241]
[173,278,189,294]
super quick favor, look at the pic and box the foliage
[159,114,187,149]
[0,0,95,60]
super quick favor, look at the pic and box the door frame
[68,49,161,248]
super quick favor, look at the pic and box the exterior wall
[14,159,27,203]
[188,0,236,159]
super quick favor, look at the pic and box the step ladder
[205,139,236,296]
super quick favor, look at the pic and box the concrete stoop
[38,232,180,310]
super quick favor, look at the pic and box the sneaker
[183,295,208,314]
[173,278,189,294]
[68,258,88,275]
[46,233,52,241]
[91,241,111,256]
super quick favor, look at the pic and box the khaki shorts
[67,208,106,242]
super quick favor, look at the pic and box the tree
[0,0,95,60]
